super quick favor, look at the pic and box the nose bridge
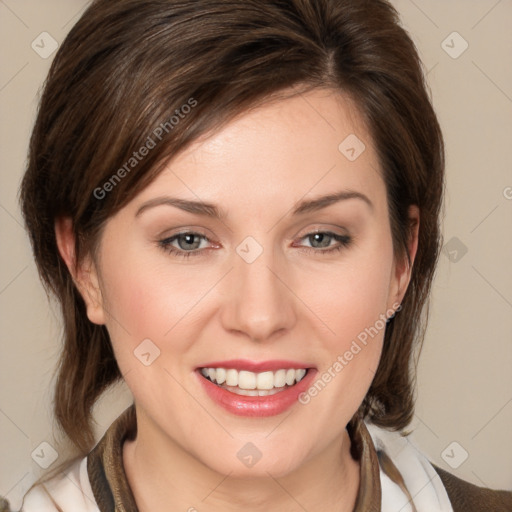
[222,234,296,341]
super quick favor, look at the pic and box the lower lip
[196,369,317,417]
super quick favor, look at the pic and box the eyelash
[157,230,352,259]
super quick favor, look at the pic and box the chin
[193,436,311,479]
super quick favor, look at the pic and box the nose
[220,242,297,343]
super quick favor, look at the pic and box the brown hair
[20,0,444,474]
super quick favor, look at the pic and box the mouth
[196,360,316,417]
[199,367,309,396]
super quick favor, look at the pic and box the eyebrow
[135,189,373,219]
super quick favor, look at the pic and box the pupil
[181,234,199,249]
[312,233,329,248]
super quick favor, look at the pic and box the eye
[158,232,212,259]
[295,231,352,255]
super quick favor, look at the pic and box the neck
[123,408,361,512]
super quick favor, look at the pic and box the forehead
[127,88,386,218]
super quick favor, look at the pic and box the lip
[196,364,317,417]
[196,359,314,372]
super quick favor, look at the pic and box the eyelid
[295,224,349,237]
[156,225,213,238]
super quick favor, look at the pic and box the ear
[54,216,106,325]
[387,205,420,312]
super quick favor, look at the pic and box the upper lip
[197,359,315,372]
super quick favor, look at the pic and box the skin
[56,88,419,512]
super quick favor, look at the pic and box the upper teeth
[201,368,307,390]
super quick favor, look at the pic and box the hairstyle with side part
[19,0,444,482]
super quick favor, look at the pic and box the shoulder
[20,457,99,512]
[432,464,512,512]
[365,421,512,512]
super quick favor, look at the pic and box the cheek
[95,247,170,359]
[97,245,217,370]
[310,246,394,349]
[296,259,391,437]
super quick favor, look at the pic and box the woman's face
[79,88,417,477]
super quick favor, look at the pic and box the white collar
[365,421,453,512]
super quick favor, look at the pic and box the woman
[4,0,511,510]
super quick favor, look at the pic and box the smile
[196,360,317,417]
[200,367,308,396]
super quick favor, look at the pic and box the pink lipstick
[196,359,317,417]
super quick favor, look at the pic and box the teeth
[200,367,308,390]
[239,370,256,389]
[215,367,226,384]
[225,369,238,386]
[224,386,284,397]
[274,369,287,387]
[257,371,274,390]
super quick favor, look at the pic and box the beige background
[1,0,511,508]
